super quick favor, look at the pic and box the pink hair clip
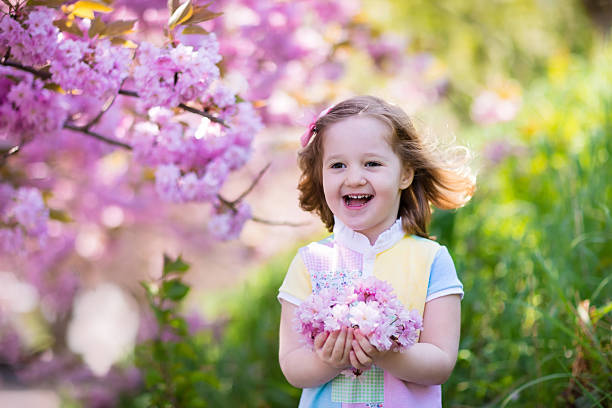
[300,105,334,147]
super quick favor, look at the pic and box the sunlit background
[0,0,610,406]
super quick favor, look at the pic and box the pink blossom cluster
[208,201,252,241]
[0,7,59,67]
[137,102,260,205]
[0,68,68,144]
[0,184,49,253]
[132,37,221,110]
[50,38,132,100]
[295,276,423,353]
[471,81,522,125]
[214,1,309,102]
[154,160,229,203]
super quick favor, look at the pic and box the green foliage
[363,0,595,120]
[430,50,612,406]
[212,252,302,406]
[135,255,225,407]
[133,253,300,407]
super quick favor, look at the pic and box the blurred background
[0,0,610,406]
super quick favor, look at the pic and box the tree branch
[214,164,306,227]
[234,163,271,203]
[0,61,230,128]
[63,123,133,150]
[250,216,309,227]
[178,103,229,128]
[118,89,228,127]
[84,81,125,131]
[1,59,52,80]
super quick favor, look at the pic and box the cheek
[321,173,340,206]
[321,176,333,202]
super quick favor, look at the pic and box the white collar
[332,216,406,255]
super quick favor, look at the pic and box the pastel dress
[278,217,463,408]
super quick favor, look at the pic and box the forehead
[321,115,394,154]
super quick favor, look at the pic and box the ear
[400,167,414,190]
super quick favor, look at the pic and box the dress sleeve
[277,252,312,306]
[426,246,464,302]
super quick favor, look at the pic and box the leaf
[102,19,136,37]
[181,25,208,35]
[186,6,223,25]
[592,300,612,324]
[168,0,193,31]
[71,1,113,19]
[162,280,190,301]
[144,369,163,387]
[88,17,106,38]
[42,82,65,93]
[27,0,67,7]
[163,254,190,276]
[139,281,159,297]
[109,37,138,48]
[53,19,83,37]
[48,208,72,222]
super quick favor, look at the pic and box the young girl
[278,95,475,407]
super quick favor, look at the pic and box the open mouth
[343,194,373,207]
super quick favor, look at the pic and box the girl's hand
[349,329,389,371]
[313,327,353,369]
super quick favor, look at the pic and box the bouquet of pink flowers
[294,276,423,353]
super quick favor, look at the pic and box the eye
[365,161,382,167]
[330,162,345,169]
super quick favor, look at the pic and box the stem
[250,216,308,227]
[216,194,235,212]
[215,164,306,226]
[118,89,228,127]
[1,59,52,80]
[178,103,229,128]
[83,81,125,130]
[63,123,133,150]
[234,163,271,203]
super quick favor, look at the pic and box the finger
[313,332,328,350]
[322,330,340,357]
[355,330,378,357]
[352,339,373,367]
[331,327,347,361]
[342,328,354,362]
[349,350,369,372]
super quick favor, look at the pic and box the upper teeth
[348,195,369,199]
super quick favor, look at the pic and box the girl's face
[321,115,413,244]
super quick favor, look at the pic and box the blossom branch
[83,81,126,131]
[178,103,229,128]
[215,165,307,227]
[63,123,133,150]
[217,194,306,226]
[250,216,308,227]
[234,163,271,203]
[0,59,52,80]
[0,60,229,127]
[118,89,228,127]
[62,123,301,227]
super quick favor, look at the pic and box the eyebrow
[323,153,387,164]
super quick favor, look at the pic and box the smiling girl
[278,95,475,407]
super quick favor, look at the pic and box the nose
[345,167,366,186]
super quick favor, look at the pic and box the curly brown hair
[297,95,476,238]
